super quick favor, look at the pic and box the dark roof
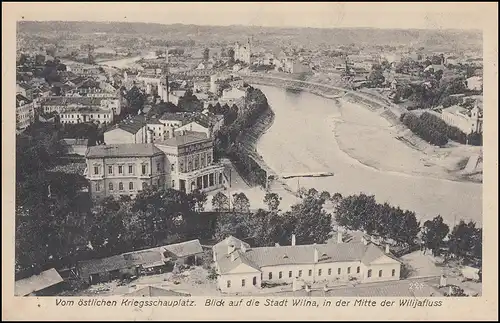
[78,255,135,277]
[163,239,203,258]
[155,131,209,147]
[124,286,190,297]
[61,138,88,146]
[86,143,164,158]
[214,236,399,274]
[16,94,32,106]
[109,116,147,134]
[15,268,64,296]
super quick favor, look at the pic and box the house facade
[85,143,166,199]
[440,105,483,134]
[16,94,36,131]
[213,235,402,294]
[155,132,225,194]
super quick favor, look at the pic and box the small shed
[77,255,138,285]
[15,268,64,296]
[123,250,166,275]
[163,239,204,265]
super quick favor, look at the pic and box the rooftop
[41,96,107,107]
[86,143,164,158]
[214,236,400,275]
[78,255,134,277]
[124,286,190,297]
[163,239,203,258]
[155,131,209,148]
[15,268,64,296]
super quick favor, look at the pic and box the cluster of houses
[15,239,204,296]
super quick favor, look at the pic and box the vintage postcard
[2,2,498,321]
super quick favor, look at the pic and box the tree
[232,192,250,213]
[263,192,281,212]
[319,191,331,201]
[203,48,210,61]
[190,189,208,212]
[212,192,229,212]
[285,196,332,244]
[448,220,482,262]
[421,215,450,255]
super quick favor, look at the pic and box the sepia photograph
[3,1,498,321]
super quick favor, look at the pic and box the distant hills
[17,21,482,50]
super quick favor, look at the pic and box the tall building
[234,38,252,65]
[16,94,36,131]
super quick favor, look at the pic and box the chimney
[227,244,235,255]
[439,275,447,287]
[313,248,319,263]
[230,252,236,262]
[337,231,343,244]
[291,234,296,246]
[385,244,390,254]
[241,244,247,253]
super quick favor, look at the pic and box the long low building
[213,234,402,294]
[15,268,65,296]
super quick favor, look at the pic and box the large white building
[440,104,483,134]
[213,235,402,294]
[41,96,121,116]
[234,39,252,65]
[86,131,226,199]
[16,94,36,131]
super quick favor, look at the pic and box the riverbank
[245,74,482,184]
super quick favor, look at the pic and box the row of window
[265,267,396,280]
[95,180,159,192]
[93,163,163,176]
[179,153,213,173]
[61,114,111,119]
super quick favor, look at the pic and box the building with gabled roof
[213,234,402,294]
[15,268,65,296]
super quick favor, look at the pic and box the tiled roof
[109,116,147,134]
[163,239,203,258]
[160,112,188,122]
[86,143,164,158]
[41,96,106,106]
[15,268,64,296]
[214,237,398,274]
[124,286,190,297]
[123,250,164,268]
[16,94,32,106]
[155,131,209,147]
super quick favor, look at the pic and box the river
[97,51,157,69]
[254,85,482,226]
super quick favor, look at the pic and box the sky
[8,2,489,30]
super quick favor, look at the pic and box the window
[289,271,292,278]
[318,269,322,276]
[142,182,147,190]
[194,156,199,169]
[367,269,372,278]
[142,164,147,175]
[347,267,351,274]
[209,173,214,186]
[108,166,113,174]
[378,270,383,277]
[119,182,124,191]
[219,173,223,184]
[279,271,282,279]
[171,164,175,172]
[227,280,231,288]
[268,272,272,280]
[338,268,341,275]
[308,270,312,276]
[109,183,113,191]
[241,279,245,287]
[171,180,175,188]
[207,154,212,165]
[128,165,133,174]
[328,268,332,275]
[188,161,192,172]
[94,166,99,175]
[157,162,161,172]
[392,269,396,277]
[129,182,134,190]
[95,182,100,191]
[118,166,123,174]
[357,266,360,274]
[298,270,302,277]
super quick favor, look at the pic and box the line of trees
[335,193,482,266]
[213,86,271,187]
[400,112,479,146]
